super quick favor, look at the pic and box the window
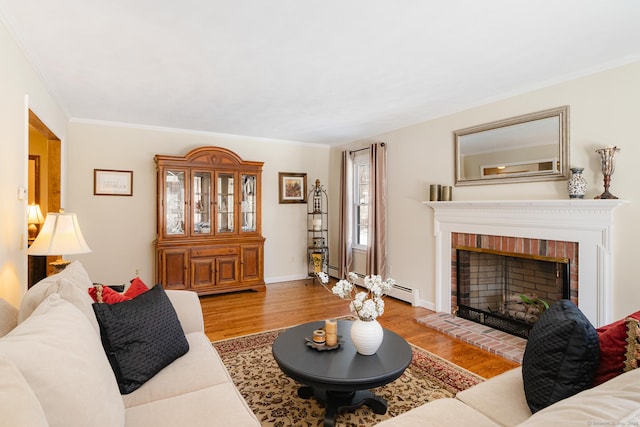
[353,152,369,249]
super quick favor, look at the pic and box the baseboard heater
[388,284,415,304]
[325,271,415,304]
[348,273,415,304]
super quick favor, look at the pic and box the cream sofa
[0,261,260,427]
[377,352,640,426]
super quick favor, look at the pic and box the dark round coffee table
[272,320,412,427]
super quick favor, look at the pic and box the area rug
[213,325,484,426]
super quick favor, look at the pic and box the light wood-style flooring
[201,278,519,379]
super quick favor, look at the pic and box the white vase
[350,319,384,355]
[568,167,587,199]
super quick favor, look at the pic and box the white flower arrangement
[316,271,396,321]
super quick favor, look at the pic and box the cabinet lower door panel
[216,256,238,286]
[191,258,216,290]
[241,244,263,283]
[160,249,189,290]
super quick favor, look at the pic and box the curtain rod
[349,142,385,154]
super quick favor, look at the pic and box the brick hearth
[417,312,526,363]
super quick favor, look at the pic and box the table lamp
[26,204,45,240]
[26,212,91,272]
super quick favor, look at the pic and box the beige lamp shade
[27,204,44,225]
[27,212,91,256]
[27,204,45,240]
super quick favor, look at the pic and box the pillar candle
[429,184,439,201]
[325,319,338,346]
[442,186,452,201]
[312,329,326,345]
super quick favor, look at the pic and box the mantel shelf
[423,199,629,210]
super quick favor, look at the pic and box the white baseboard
[415,298,436,311]
[265,274,309,284]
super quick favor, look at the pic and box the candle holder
[594,146,620,199]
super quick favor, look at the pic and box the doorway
[28,110,61,287]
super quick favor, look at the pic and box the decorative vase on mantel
[568,167,587,199]
[350,318,384,355]
[595,146,620,199]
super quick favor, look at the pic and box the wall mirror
[455,106,569,186]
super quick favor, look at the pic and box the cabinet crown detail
[155,146,265,296]
[154,146,264,170]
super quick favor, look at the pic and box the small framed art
[94,169,133,196]
[278,172,307,204]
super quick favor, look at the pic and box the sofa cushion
[124,382,260,427]
[93,284,189,394]
[20,276,100,334]
[372,397,501,427]
[456,366,532,426]
[521,299,599,413]
[0,294,124,427]
[595,310,640,385]
[18,260,96,327]
[123,332,233,408]
[0,298,18,337]
[519,367,640,426]
[165,290,205,335]
[0,354,48,427]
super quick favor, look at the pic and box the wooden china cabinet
[154,146,265,295]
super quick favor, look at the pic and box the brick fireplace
[452,233,576,337]
[424,200,627,328]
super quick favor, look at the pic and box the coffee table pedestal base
[298,386,387,427]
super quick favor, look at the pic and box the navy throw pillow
[92,284,189,394]
[522,299,599,413]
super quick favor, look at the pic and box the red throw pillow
[594,310,640,385]
[89,278,150,304]
[125,277,150,299]
[89,285,129,304]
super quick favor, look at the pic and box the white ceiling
[2,1,640,145]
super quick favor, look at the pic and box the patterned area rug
[213,325,484,426]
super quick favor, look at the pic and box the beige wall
[3,12,638,322]
[65,121,329,285]
[0,21,67,307]
[331,62,640,320]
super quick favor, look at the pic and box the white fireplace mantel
[423,199,629,327]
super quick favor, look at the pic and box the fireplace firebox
[456,247,569,339]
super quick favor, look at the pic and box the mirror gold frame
[455,106,569,186]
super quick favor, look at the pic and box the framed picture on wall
[278,172,307,203]
[94,169,133,196]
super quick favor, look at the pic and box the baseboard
[415,298,436,311]
[265,274,309,284]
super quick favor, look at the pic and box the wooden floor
[201,278,519,379]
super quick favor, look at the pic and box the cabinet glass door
[164,169,186,236]
[241,174,257,232]
[192,171,212,235]
[216,172,235,234]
